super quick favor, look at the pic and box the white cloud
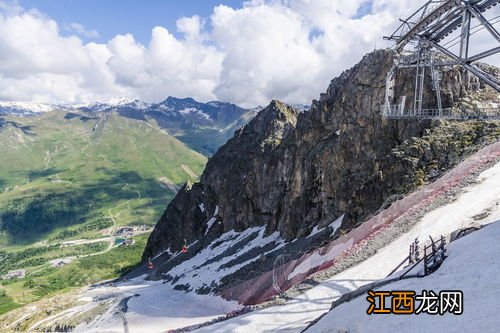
[0,2,223,104]
[211,4,323,106]
[176,15,206,42]
[209,0,422,106]
[0,0,22,15]
[0,5,125,103]
[1,0,495,107]
[67,22,100,39]
[104,26,224,102]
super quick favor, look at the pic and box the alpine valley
[0,96,260,315]
[1,49,499,333]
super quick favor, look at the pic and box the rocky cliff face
[143,49,499,280]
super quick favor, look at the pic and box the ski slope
[194,160,500,332]
[73,279,239,333]
[47,156,500,333]
[306,220,500,333]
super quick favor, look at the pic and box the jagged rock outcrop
[144,100,299,259]
[143,49,499,276]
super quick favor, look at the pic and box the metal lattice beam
[382,0,500,119]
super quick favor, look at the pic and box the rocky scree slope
[143,49,500,288]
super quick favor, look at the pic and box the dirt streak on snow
[25,143,500,333]
[196,158,500,332]
[220,141,500,305]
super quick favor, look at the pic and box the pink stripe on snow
[220,141,500,305]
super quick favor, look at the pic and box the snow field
[195,160,500,332]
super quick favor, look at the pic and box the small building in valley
[50,258,73,267]
[115,227,134,236]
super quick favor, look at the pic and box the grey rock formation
[143,49,499,281]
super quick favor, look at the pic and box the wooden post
[424,245,427,275]
[409,244,413,264]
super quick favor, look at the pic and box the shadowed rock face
[143,49,499,270]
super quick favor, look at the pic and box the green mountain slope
[0,111,207,246]
[0,110,207,313]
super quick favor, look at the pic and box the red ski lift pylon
[147,257,154,269]
[181,239,188,253]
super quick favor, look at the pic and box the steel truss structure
[382,0,500,119]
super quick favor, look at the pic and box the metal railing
[423,235,446,275]
[381,104,500,120]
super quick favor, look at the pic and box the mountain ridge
[142,49,500,294]
[0,97,261,155]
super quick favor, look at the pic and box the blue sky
[354,0,374,19]
[18,0,244,43]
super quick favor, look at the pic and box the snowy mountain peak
[0,101,56,115]
[288,103,310,112]
[102,96,136,105]
[68,97,150,112]
[0,97,151,116]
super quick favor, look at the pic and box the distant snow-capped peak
[287,103,310,112]
[0,96,251,119]
[178,107,211,120]
[0,97,151,116]
[102,96,136,105]
[68,97,150,111]
[0,101,56,114]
